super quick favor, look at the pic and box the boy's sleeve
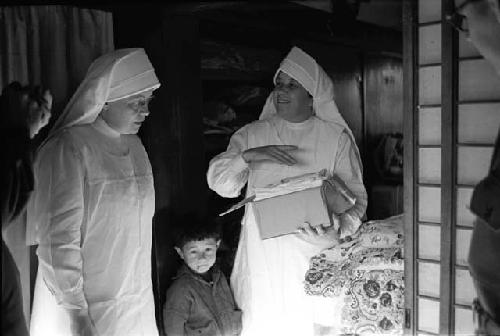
[163,283,192,336]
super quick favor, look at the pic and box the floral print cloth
[304,215,404,336]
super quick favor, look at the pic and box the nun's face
[273,71,313,123]
[102,90,154,134]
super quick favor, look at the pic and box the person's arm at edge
[0,125,33,225]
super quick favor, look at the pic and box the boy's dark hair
[173,214,222,249]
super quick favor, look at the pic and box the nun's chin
[277,110,313,123]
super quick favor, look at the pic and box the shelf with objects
[368,133,404,219]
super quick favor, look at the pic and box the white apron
[230,117,343,336]
[29,124,158,336]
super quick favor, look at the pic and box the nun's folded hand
[242,145,298,166]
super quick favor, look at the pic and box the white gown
[207,116,367,336]
[29,122,158,336]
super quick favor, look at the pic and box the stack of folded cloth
[253,170,328,201]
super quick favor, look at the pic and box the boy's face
[175,238,220,274]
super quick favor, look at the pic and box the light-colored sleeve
[35,136,87,310]
[333,131,367,236]
[206,126,250,198]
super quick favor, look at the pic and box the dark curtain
[1,5,114,123]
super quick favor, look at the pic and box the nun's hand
[296,222,339,246]
[242,145,298,166]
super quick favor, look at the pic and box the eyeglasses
[446,0,485,33]
[127,95,155,111]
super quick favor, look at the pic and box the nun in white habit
[207,46,367,336]
[28,48,160,336]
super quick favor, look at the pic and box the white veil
[48,48,160,140]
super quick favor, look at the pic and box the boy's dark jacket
[163,264,242,336]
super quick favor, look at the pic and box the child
[163,215,242,336]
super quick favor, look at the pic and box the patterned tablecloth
[304,215,404,336]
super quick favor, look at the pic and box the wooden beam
[164,1,306,14]
[174,2,402,55]
[402,0,417,334]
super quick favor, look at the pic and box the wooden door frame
[402,0,418,334]
[440,0,459,334]
[403,0,461,334]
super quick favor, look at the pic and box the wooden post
[139,13,205,332]
[114,8,205,333]
[440,0,458,334]
[402,0,417,334]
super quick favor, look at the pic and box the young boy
[163,215,242,336]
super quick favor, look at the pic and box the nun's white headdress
[260,46,361,164]
[49,48,160,137]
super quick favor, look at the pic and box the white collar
[93,115,121,139]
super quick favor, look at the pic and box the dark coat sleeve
[470,129,500,231]
[0,125,32,336]
[0,126,33,228]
